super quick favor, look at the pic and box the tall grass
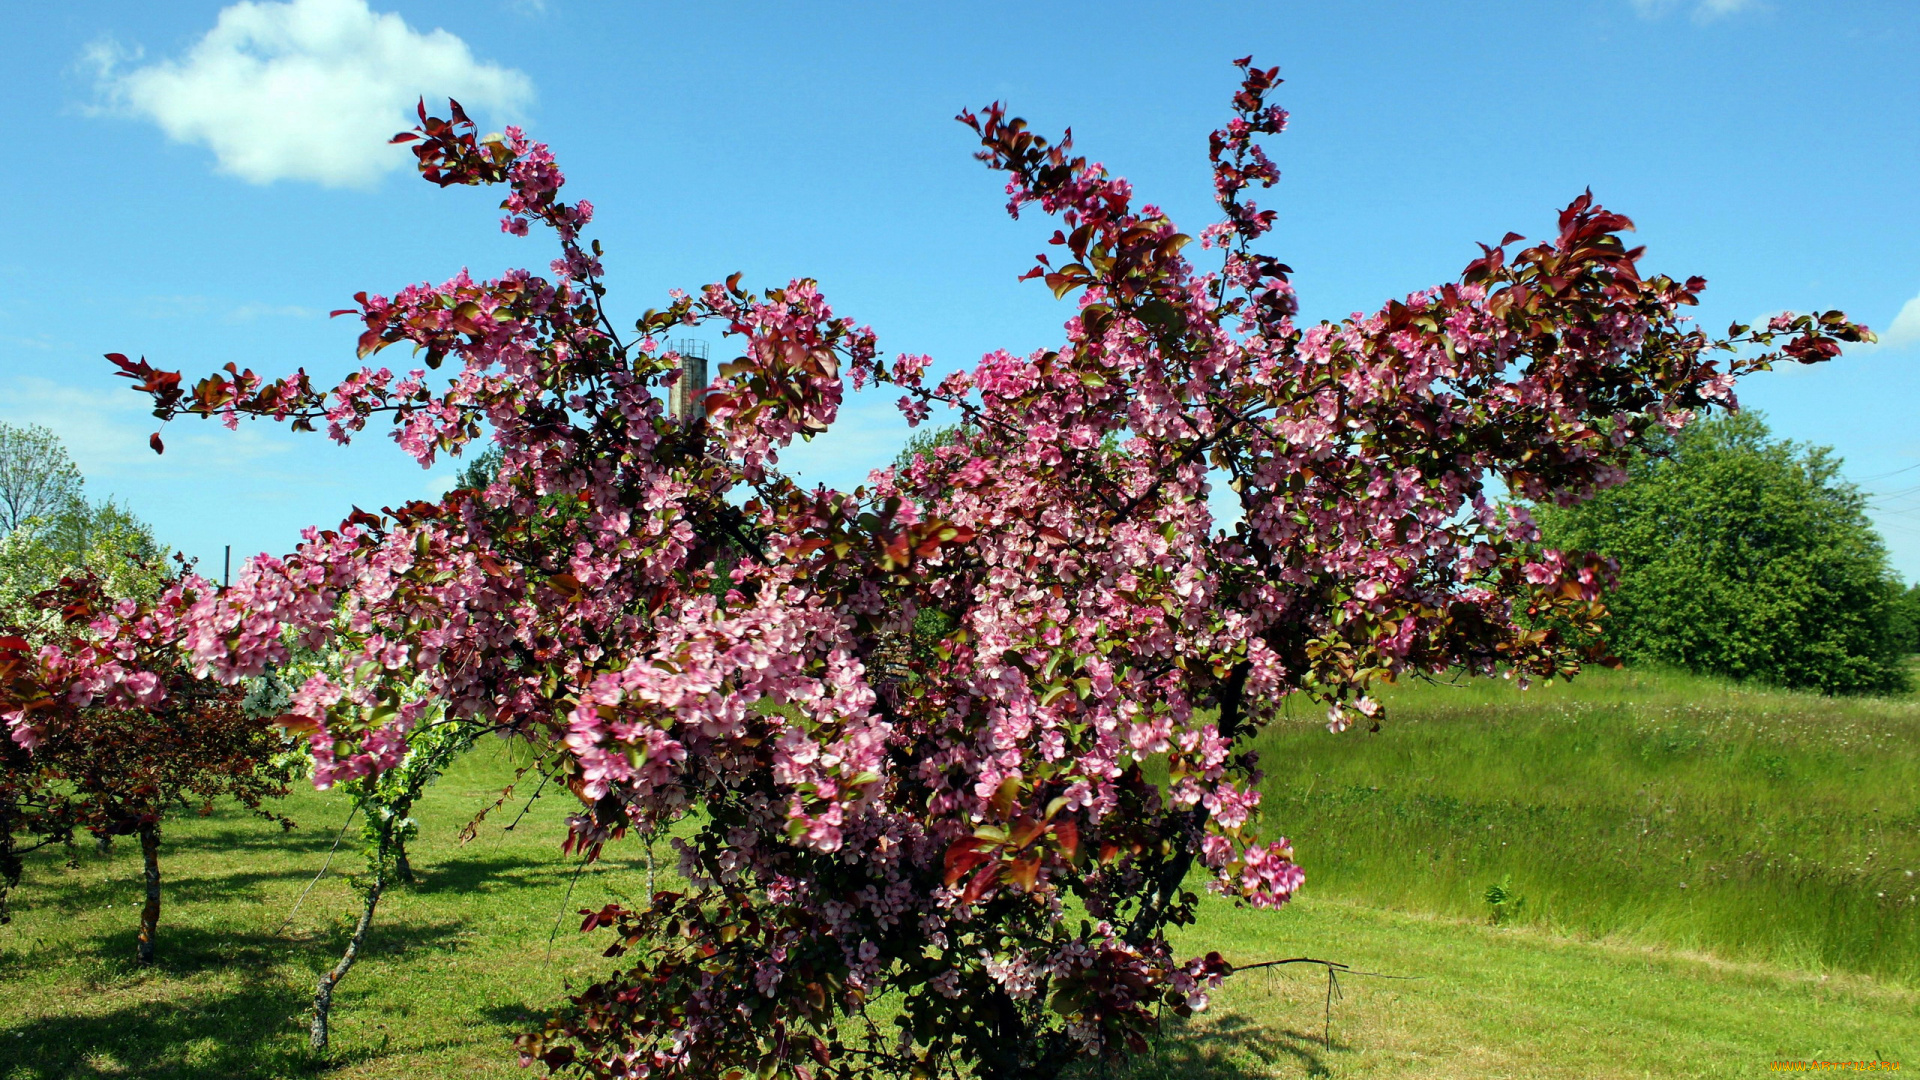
[1249,666,1920,980]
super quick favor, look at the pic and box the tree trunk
[394,844,413,885]
[975,989,1035,1080]
[0,807,20,926]
[311,876,383,1052]
[136,820,161,966]
[1127,662,1250,948]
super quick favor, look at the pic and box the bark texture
[136,821,161,966]
[310,876,383,1052]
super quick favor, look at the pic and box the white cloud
[1630,0,1761,20]
[0,376,291,483]
[423,469,461,497]
[226,302,317,321]
[90,0,533,189]
[1749,292,1920,362]
[1866,291,1920,351]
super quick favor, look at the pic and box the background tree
[0,435,181,927]
[1534,411,1908,694]
[243,637,491,1050]
[453,445,503,493]
[242,641,488,1050]
[0,573,294,958]
[0,422,85,535]
[0,644,62,925]
[1889,580,1920,658]
[0,426,166,626]
[0,499,167,625]
[890,422,974,472]
[6,68,1870,1079]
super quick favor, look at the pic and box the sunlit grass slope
[1251,666,1920,981]
[0,666,1914,1078]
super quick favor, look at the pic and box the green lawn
[1137,895,1915,1079]
[1,669,1915,1078]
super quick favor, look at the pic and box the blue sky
[2,0,1917,579]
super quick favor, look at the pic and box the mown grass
[1126,895,1916,1078]
[0,668,1914,1077]
[0,742,643,1079]
[1250,666,1920,981]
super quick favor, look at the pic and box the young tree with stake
[307,712,479,1050]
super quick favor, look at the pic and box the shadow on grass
[17,864,344,915]
[1094,1011,1351,1080]
[0,919,473,987]
[13,837,581,926]
[0,919,486,1080]
[481,1002,550,1038]
[160,830,338,859]
[407,853,611,896]
[0,976,446,1080]
[0,839,608,1078]
[471,1006,1347,1080]
[0,976,317,1080]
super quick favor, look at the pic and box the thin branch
[545,853,591,964]
[1230,955,1419,1047]
[1229,955,1419,980]
[503,765,556,834]
[278,804,359,932]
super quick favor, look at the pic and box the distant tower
[670,339,709,423]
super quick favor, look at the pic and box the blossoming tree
[0,60,1868,1076]
[0,571,293,960]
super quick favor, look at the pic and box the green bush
[1533,411,1907,694]
[1891,581,1920,657]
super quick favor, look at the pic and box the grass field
[1252,667,1920,981]
[1,668,1915,1078]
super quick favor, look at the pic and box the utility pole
[224,545,230,589]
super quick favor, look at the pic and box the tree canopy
[0,422,84,536]
[0,499,167,626]
[1534,411,1907,694]
[0,63,1872,1079]
[0,425,166,625]
[1892,581,1920,657]
[0,438,285,944]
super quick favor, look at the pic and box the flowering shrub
[1,63,1870,1077]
